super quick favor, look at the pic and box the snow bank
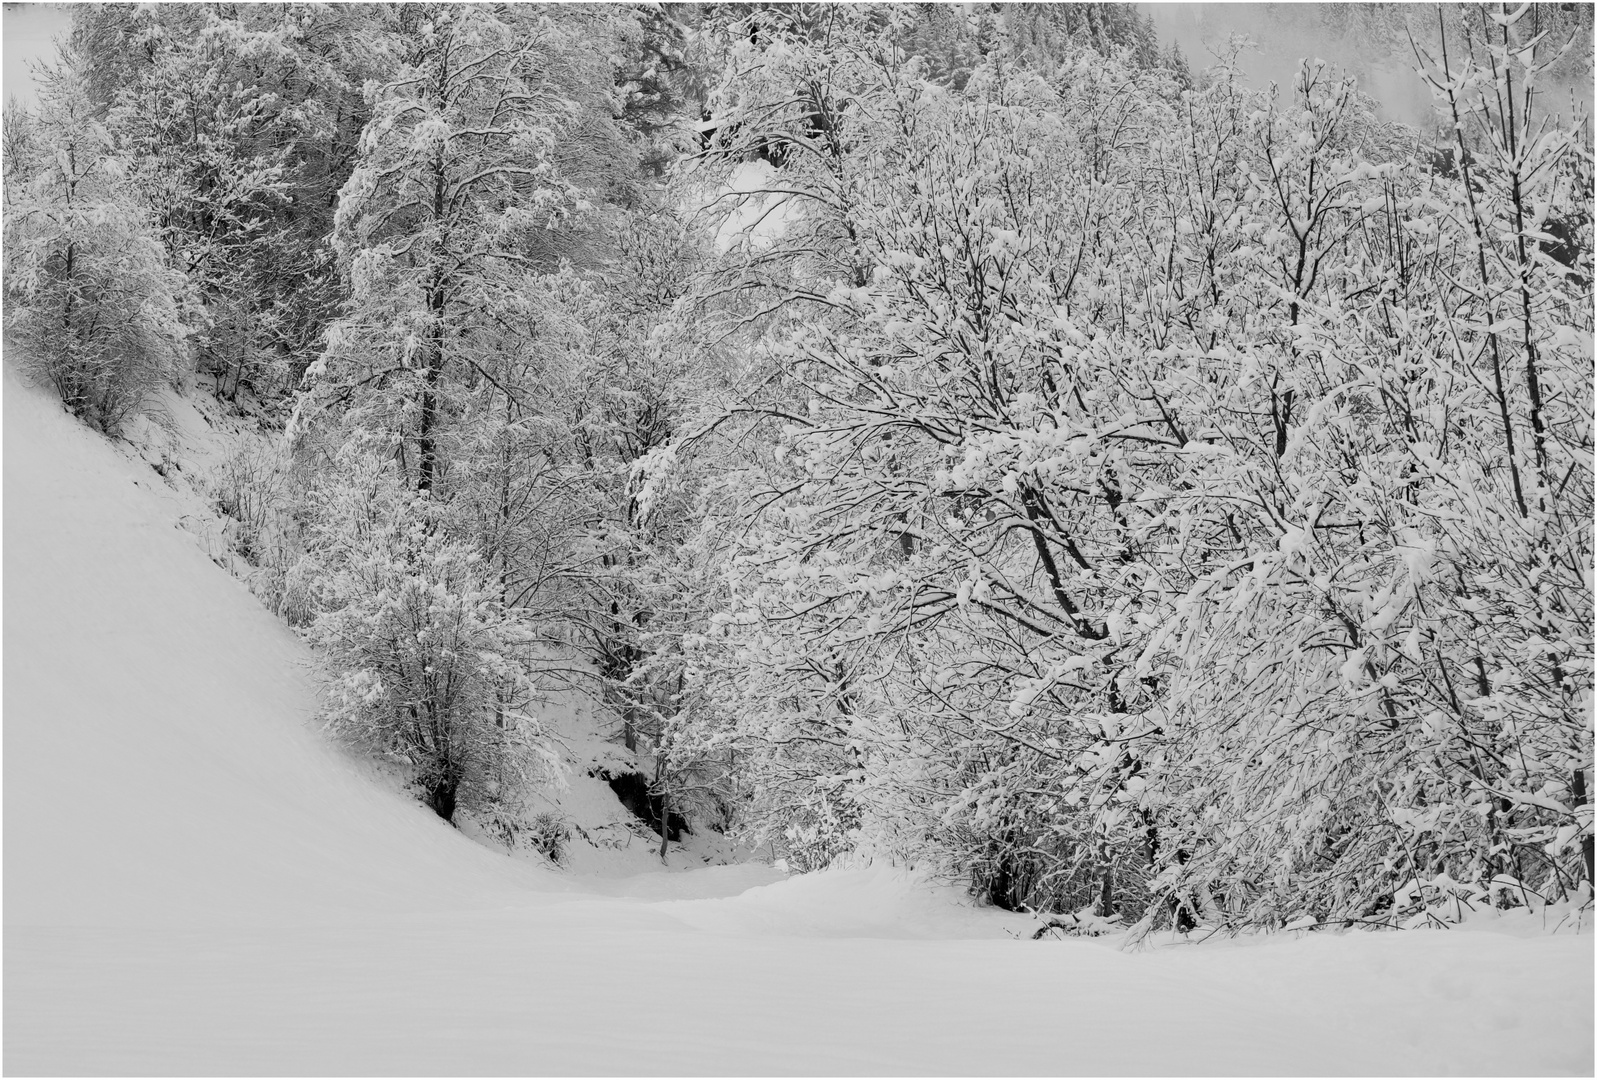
[5,365,1592,1075]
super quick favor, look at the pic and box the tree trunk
[423,773,458,824]
[658,786,670,862]
[417,335,441,494]
[417,153,448,495]
[1574,766,1594,885]
[1097,859,1115,918]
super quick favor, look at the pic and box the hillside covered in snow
[5,358,1592,1074]
[5,2,1595,1073]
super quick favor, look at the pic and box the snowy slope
[5,364,1592,1076]
[3,362,571,929]
[49,368,746,879]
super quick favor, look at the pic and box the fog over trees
[5,1,1592,937]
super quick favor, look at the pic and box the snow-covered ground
[5,363,1592,1075]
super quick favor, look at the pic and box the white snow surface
[5,364,1593,1076]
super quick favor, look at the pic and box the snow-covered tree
[1146,10,1594,932]
[303,444,556,820]
[653,8,1592,927]
[290,4,639,821]
[4,52,189,434]
[80,2,378,401]
[660,14,1189,902]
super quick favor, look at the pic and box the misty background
[1143,2,1594,131]
[3,4,1593,143]
[3,2,68,109]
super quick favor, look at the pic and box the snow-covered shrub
[3,59,189,436]
[527,811,573,864]
[195,294,295,405]
[1031,908,1125,939]
[211,443,290,566]
[303,451,557,822]
[458,802,569,861]
[267,553,322,629]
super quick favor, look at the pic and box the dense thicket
[4,3,1589,931]
[70,3,380,401]
[647,3,1594,931]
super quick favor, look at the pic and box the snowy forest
[4,0,1593,950]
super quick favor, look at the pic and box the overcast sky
[4,3,70,109]
[1142,3,1592,129]
[1141,3,1437,126]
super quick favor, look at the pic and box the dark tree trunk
[658,787,671,861]
[417,151,448,496]
[1170,847,1197,931]
[1574,767,1594,885]
[417,318,442,494]
[423,774,458,823]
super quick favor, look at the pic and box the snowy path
[5,366,1592,1075]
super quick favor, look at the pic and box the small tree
[3,54,188,434]
[304,447,555,822]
